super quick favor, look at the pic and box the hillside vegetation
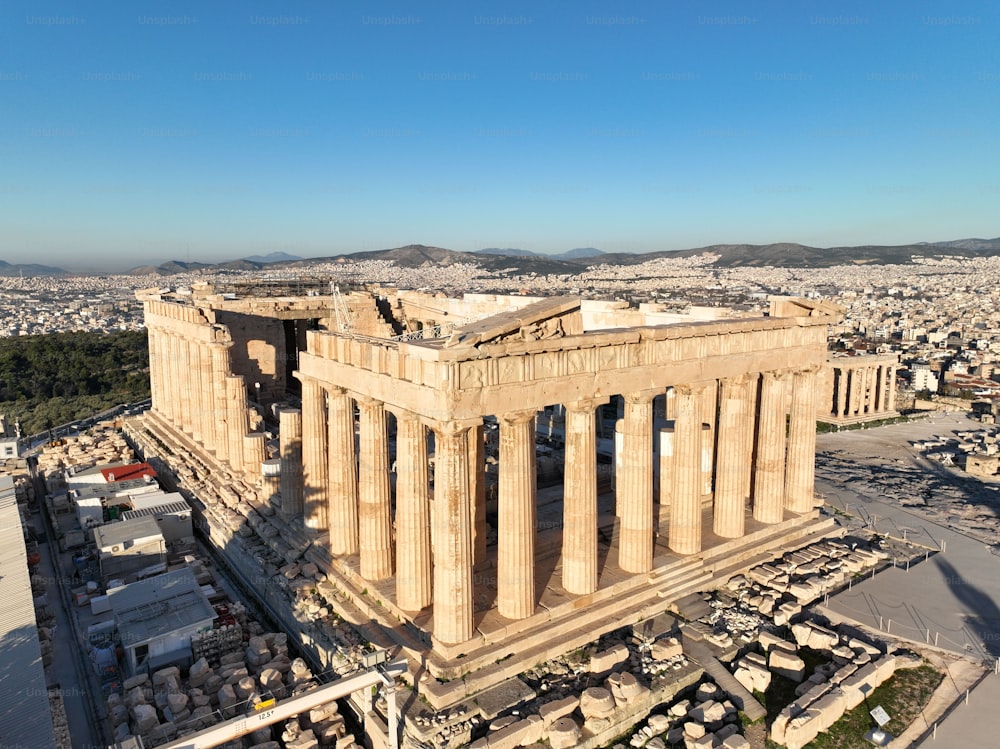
[0,330,149,435]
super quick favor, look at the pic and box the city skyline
[2,0,998,269]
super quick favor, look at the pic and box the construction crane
[112,656,407,749]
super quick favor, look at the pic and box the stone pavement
[814,417,1000,746]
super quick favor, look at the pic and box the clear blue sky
[1,0,997,270]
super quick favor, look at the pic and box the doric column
[562,398,606,596]
[432,420,475,644]
[300,378,329,531]
[497,410,537,620]
[177,335,193,435]
[670,384,703,555]
[468,424,487,566]
[618,390,656,573]
[785,367,819,513]
[187,340,203,443]
[714,374,753,538]
[395,411,431,611]
[699,381,717,495]
[197,341,215,450]
[886,366,897,412]
[850,366,862,416]
[209,342,232,464]
[327,388,359,555]
[753,371,787,524]
[872,365,884,414]
[147,327,162,416]
[164,332,180,426]
[226,376,249,474]
[243,433,267,473]
[278,407,303,517]
[358,398,393,581]
[741,373,759,502]
[835,367,848,418]
[864,366,876,413]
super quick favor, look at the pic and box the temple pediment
[443,295,583,348]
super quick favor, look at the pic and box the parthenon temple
[134,284,844,701]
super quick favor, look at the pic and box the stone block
[188,657,213,688]
[130,703,159,733]
[152,666,181,687]
[488,715,543,749]
[123,673,150,692]
[651,637,683,661]
[538,695,578,728]
[769,647,806,682]
[721,734,751,748]
[589,644,630,674]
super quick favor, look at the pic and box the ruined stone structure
[136,285,842,710]
[818,353,899,425]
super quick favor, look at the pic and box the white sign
[870,705,891,727]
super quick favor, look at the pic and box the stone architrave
[618,390,656,573]
[670,384,703,555]
[498,410,537,619]
[432,420,476,644]
[562,398,606,595]
[395,411,431,611]
[327,388,359,556]
[300,378,329,531]
[358,398,393,581]
[278,407,303,516]
[785,367,818,514]
[714,374,752,538]
[753,372,787,524]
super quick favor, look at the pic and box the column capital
[623,388,660,405]
[674,381,712,397]
[564,397,610,413]
[498,409,538,426]
[432,418,482,438]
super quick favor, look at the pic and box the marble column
[279,407,303,517]
[699,381,717,494]
[835,367,848,418]
[785,367,818,514]
[358,398,393,581]
[658,426,674,513]
[753,372,787,524]
[226,376,249,474]
[886,366,897,412]
[562,398,605,595]
[198,341,216,452]
[850,367,862,417]
[187,340,203,444]
[243,433,267,473]
[864,366,875,413]
[498,410,537,619]
[872,366,884,414]
[167,333,183,426]
[432,421,475,644]
[209,343,232,465]
[300,378,329,531]
[670,384,703,555]
[177,335,193,435]
[740,374,759,503]
[468,424,487,567]
[327,388,359,556]
[618,390,656,573]
[147,328,162,416]
[714,374,752,538]
[395,412,431,611]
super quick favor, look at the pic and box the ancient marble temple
[137,285,842,699]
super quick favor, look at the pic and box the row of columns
[831,363,896,418]
[148,325,256,475]
[291,365,819,644]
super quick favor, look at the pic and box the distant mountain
[244,251,303,263]
[475,248,540,257]
[127,260,215,276]
[925,237,1000,252]
[555,247,607,260]
[0,259,67,277]
[117,236,1000,276]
